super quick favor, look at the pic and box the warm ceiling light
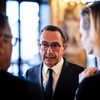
[64,0,70,3]
[63,0,87,4]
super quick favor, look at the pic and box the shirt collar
[43,57,64,75]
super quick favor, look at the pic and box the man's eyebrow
[0,33,12,39]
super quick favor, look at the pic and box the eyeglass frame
[0,33,19,46]
[38,42,64,51]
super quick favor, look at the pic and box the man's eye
[52,44,58,47]
[42,44,48,47]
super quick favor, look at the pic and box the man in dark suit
[26,25,84,100]
[0,12,40,100]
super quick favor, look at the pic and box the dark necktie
[45,68,53,100]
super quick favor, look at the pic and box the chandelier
[63,0,96,4]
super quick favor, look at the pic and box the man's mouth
[45,56,55,60]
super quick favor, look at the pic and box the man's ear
[63,43,68,51]
[0,37,4,55]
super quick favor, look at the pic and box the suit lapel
[54,60,67,90]
[38,64,43,90]
[53,60,73,97]
[38,63,47,99]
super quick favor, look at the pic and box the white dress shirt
[42,57,64,93]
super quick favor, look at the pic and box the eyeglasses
[11,37,19,46]
[39,42,62,51]
[0,33,19,46]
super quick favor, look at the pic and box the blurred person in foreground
[75,1,100,100]
[26,24,84,100]
[0,12,40,100]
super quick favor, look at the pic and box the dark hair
[40,25,67,43]
[80,7,90,16]
[80,7,91,32]
[0,13,9,32]
[89,1,100,8]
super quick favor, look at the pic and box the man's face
[39,30,67,67]
[0,26,12,70]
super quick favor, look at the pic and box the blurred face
[80,15,93,54]
[39,30,67,67]
[0,25,12,70]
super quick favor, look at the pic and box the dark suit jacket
[26,58,84,100]
[75,72,100,100]
[0,70,40,100]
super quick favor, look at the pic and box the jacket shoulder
[27,64,41,72]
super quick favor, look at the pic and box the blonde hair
[89,2,100,55]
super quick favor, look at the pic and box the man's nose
[46,46,53,53]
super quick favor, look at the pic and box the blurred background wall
[0,0,96,77]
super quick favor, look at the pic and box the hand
[79,67,98,83]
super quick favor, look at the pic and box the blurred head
[0,13,12,70]
[89,1,100,55]
[80,1,100,55]
[38,25,67,67]
[80,7,93,54]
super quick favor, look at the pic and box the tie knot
[48,68,53,75]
